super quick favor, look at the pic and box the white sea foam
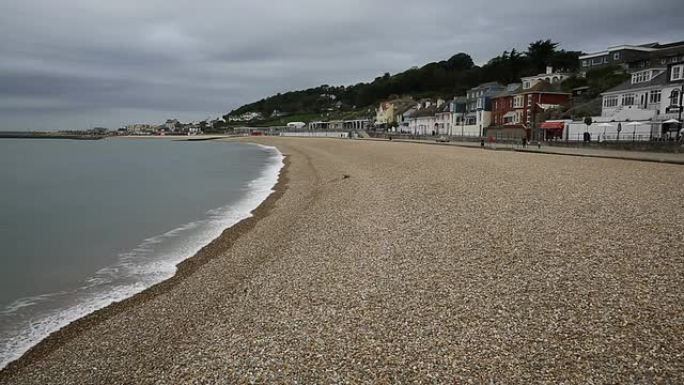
[0,144,284,370]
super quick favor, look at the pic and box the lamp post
[679,82,684,135]
[617,122,622,142]
[461,97,467,138]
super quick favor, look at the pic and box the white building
[287,122,306,129]
[308,120,370,131]
[404,99,446,135]
[565,61,684,141]
[435,102,452,135]
[397,106,418,133]
[521,67,571,90]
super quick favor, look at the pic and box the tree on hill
[445,53,475,71]
[480,49,527,84]
[526,40,559,73]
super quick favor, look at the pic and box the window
[649,90,661,104]
[582,60,589,67]
[603,95,618,108]
[513,96,524,108]
[672,64,684,81]
[613,52,620,60]
[592,57,604,65]
[671,89,681,107]
[622,93,635,106]
[632,70,651,84]
[603,57,609,64]
[523,81,531,89]
[515,111,523,123]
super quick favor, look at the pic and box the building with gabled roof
[374,97,416,128]
[563,61,684,141]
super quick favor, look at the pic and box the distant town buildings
[124,124,158,134]
[227,112,263,122]
[121,118,228,136]
[164,119,180,132]
[118,40,683,142]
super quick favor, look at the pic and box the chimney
[546,66,553,75]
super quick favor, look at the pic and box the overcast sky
[1,0,683,130]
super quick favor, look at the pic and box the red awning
[540,121,565,130]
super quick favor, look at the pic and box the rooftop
[580,41,684,60]
[602,69,668,94]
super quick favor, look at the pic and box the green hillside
[224,40,601,123]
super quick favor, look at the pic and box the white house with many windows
[599,67,667,122]
[565,62,684,140]
[600,64,684,121]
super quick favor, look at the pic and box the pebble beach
[1,137,683,384]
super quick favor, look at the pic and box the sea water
[0,138,283,369]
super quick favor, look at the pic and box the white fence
[566,122,661,142]
[280,131,350,138]
[397,124,482,137]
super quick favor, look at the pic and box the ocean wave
[0,144,284,370]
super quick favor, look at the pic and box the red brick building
[489,81,571,139]
[492,83,520,127]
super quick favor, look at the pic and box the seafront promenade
[2,138,683,384]
[366,137,684,165]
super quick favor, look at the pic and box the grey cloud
[1,0,683,130]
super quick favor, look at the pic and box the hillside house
[580,41,684,75]
[565,61,684,140]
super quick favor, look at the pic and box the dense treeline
[226,40,582,119]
